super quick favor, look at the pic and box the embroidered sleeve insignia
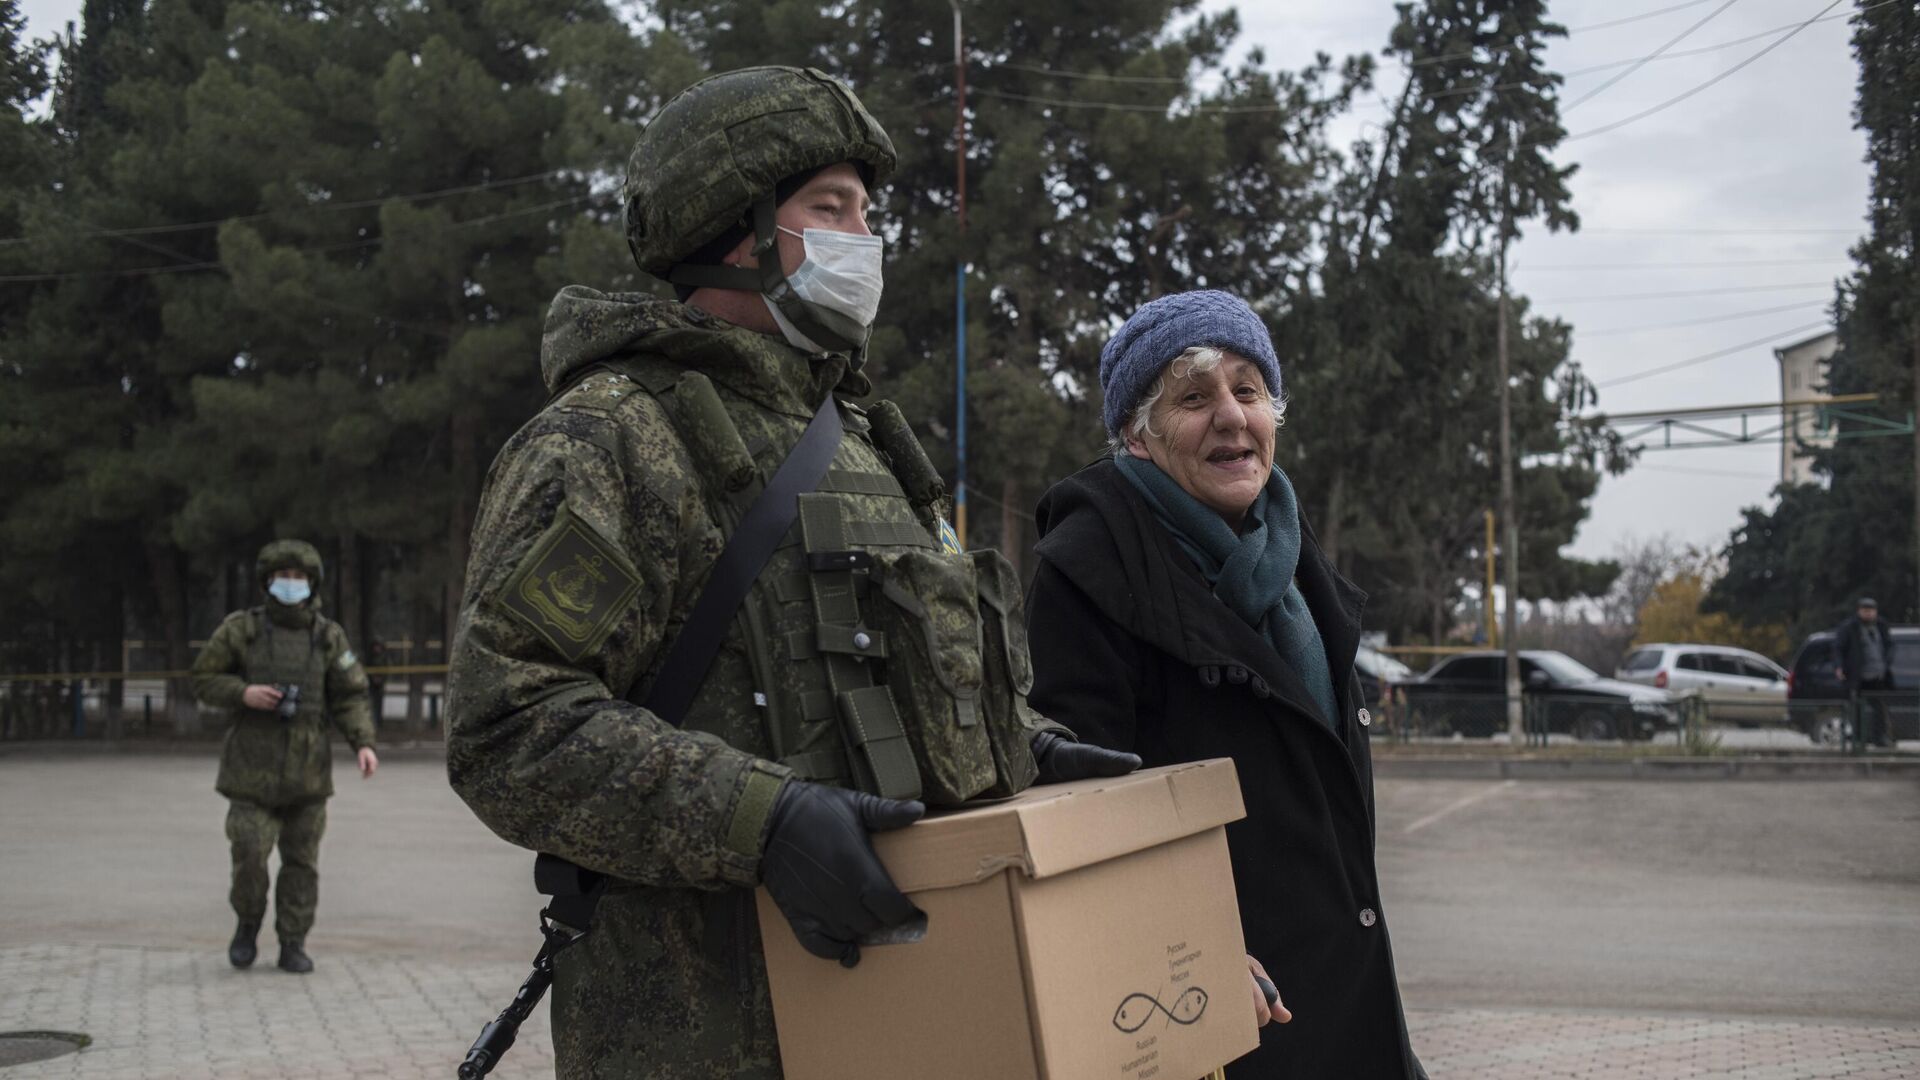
[499,506,643,663]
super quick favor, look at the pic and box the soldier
[447,66,1134,1077]
[191,539,378,974]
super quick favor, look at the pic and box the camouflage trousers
[225,798,326,943]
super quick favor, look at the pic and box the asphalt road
[1376,774,1920,1023]
[4,752,1917,1024]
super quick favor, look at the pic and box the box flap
[872,758,1244,893]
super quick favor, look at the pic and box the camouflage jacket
[191,602,374,806]
[451,288,980,1077]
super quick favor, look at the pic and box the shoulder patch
[498,504,643,664]
[937,518,963,554]
[336,649,357,670]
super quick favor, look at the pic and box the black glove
[760,780,925,969]
[1031,730,1142,783]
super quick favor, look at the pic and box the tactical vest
[241,607,332,717]
[218,608,337,805]
[612,359,1043,806]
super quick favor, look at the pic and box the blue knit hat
[1099,290,1282,437]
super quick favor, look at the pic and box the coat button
[1359,907,1377,928]
[853,632,872,650]
[1358,708,1372,727]
[1225,666,1249,685]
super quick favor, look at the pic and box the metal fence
[0,667,451,741]
[1385,690,1683,745]
[1376,685,1915,753]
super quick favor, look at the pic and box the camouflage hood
[542,288,691,394]
[539,286,868,406]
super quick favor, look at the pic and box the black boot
[277,940,314,974]
[228,920,260,969]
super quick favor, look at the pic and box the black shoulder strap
[640,389,845,726]
[522,389,841,939]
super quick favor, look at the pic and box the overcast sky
[1220,0,1870,564]
[15,0,1873,564]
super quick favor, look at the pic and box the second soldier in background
[191,539,378,975]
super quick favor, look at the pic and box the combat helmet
[623,65,896,355]
[256,539,324,590]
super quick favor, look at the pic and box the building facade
[1775,329,1838,486]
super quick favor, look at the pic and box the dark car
[1402,649,1677,741]
[1786,625,1919,746]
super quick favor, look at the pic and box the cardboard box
[757,758,1257,1080]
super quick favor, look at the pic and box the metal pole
[1484,508,1497,646]
[950,0,969,548]
[1498,162,1523,749]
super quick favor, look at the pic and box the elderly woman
[1026,291,1424,1079]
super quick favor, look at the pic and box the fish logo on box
[1111,987,1210,1033]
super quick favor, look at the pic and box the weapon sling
[459,390,846,1079]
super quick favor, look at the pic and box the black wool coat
[1027,459,1424,1080]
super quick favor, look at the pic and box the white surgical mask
[764,226,884,352]
[268,578,311,606]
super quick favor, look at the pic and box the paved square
[3,751,1917,1078]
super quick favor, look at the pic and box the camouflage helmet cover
[623,65,896,278]
[256,539,324,590]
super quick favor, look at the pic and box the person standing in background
[1833,596,1896,748]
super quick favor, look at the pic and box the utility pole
[1498,158,1523,748]
[1485,508,1497,646]
[948,0,969,547]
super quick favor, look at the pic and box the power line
[979,59,1187,85]
[1577,300,1829,337]
[1594,321,1830,388]
[967,85,1290,115]
[1564,0,1721,33]
[1562,0,1897,77]
[1562,0,1741,113]
[1541,282,1832,303]
[0,170,578,248]
[1523,257,1845,271]
[1578,225,1857,235]
[0,193,603,284]
[1561,0,1848,143]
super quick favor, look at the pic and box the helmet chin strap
[666,197,871,365]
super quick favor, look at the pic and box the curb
[0,740,448,759]
[1374,755,1920,779]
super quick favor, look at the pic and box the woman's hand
[1249,954,1290,1027]
[357,747,379,778]
[241,684,283,711]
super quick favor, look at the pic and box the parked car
[1615,643,1788,726]
[1402,649,1676,741]
[1786,625,1920,746]
[1355,645,1415,710]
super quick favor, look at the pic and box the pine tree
[1709,2,1920,636]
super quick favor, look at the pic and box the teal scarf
[1115,454,1339,727]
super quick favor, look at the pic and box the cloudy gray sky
[16,0,1873,564]
[1219,1,1869,563]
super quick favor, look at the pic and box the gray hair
[1107,346,1287,456]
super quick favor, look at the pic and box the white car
[1615,643,1788,726]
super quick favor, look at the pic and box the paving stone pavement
[1404,1008,1920,1079]
[7,944,1920,1079]
[1,944,553,1079]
